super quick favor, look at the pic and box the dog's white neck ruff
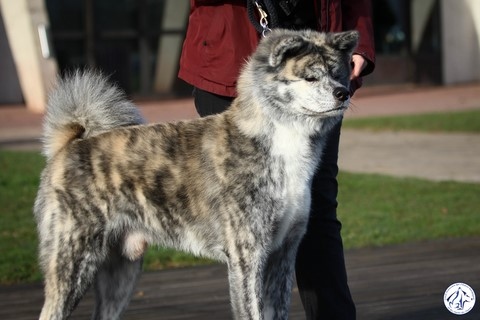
[270,121,320,246]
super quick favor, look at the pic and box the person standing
[178,1,375,319]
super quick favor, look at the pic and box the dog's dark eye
[304,77,318,82]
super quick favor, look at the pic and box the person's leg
[193,87,233,117]
[295,121,356,320]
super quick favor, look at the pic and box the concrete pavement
[1,82,479,183]
[339,130,480,183]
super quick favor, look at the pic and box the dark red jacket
[179,0,375,97]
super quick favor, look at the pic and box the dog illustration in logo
[447,286,475,311]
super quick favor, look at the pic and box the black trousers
[194,88,356,319]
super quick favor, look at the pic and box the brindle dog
[35,29,358,319]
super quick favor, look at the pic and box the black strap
[263,0,281,28]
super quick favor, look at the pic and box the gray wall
[0,10,23,104]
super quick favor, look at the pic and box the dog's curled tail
[42,70,145,159]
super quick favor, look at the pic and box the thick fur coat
[35,29,358,319]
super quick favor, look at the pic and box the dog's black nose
[333,87,350,102]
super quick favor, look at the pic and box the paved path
[347,82,480,118]
[339,130,480,183]
[1,237,479,319]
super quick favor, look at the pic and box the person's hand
[350,54,367,80]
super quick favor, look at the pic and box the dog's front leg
[263,223,306,320]
[262,246,297,320]
[226,246,266,320]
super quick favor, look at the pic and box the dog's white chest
[269,125,317,246]
[271,124,317,193]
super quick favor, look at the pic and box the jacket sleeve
[342,0,375,77]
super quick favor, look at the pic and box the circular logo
[444,282,476,315]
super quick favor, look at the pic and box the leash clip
[254,1,271,37]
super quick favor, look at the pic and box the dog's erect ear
[269,35,308,67]
[330,31,359,54]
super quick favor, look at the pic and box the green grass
[343,109,480,133]
[0,151,45,284]
[1,131,480,283]
[338,172,480,248]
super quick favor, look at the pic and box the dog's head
[238,29,359,125]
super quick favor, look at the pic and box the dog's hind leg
[39,232,107,320]
[35,197,108,320]
[91,244,143,320]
